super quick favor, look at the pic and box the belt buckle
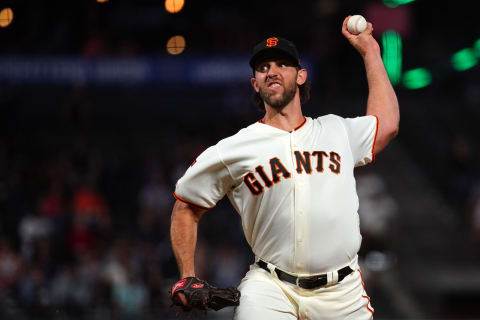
[298,275,326,289]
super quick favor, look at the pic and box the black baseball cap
[249,37,301,69]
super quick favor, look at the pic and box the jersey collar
[258,116,307,132]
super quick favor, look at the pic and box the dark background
[1,0,480,319]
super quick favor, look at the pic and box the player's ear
[251,77,260,93]
[296,68,307,86]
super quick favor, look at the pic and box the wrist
[362,47,381,60]
[363,50,384,69]
[181,272,195,278]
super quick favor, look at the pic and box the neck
[262,96,304,132]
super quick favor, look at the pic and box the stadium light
[0,7,14,28]
[165,0,185,14]
[382,0,415,8]
[382,30,402,85]
[167,35,186,55]
[402,68,431,89]
[451,48,478,71]
[473,39,480,58]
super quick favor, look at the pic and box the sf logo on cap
[266,37,278,47]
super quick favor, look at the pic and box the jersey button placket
[291,131,304,271]
[289,132,298,270]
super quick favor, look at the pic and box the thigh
[233,267,298,320]
[302,269,374,320]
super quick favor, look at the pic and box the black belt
[257,260,354,289]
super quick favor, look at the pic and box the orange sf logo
[266,37,278,47]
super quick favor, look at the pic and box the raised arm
[342,16,400,153]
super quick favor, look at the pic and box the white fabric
[326,271,338,285]
[175,115,378,274]
[233,262,374,320]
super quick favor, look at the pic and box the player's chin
[267,96,286,108]
[265,89,284,100]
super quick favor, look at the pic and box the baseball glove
[170,277,241,311]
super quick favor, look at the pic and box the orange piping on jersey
[371,115,379,163]
[257,117,306,131]
[173,192,212,211]
[358,269,374,319]
[294,117,307,131]
[362,294,374,319]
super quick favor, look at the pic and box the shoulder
[313,114,344,122]
[217,121,264,149]
[313,114,376,127]
[312,114,345,128]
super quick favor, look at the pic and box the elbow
[375,121,399,153]
[384,125,399,144]
[383,114,399,140]
[389,123,399,139]
[171,200,207,223]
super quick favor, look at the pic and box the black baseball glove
[170,277,241,311]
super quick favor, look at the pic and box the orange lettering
[266,37,278,47]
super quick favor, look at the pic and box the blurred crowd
[0,83,254,319]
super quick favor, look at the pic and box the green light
[382,30,402,85]
[402,68,432,89]
[451,48,478,71]
[473,39,480,58]
[383,0,415,8]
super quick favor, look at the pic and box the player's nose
[266,64,280,78]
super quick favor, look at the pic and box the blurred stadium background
[1,0,479,319]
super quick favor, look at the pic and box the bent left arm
[342,16,400,153]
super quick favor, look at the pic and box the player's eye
[258,64,269,72]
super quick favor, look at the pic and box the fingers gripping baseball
[342,15,379,57]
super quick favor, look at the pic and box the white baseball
[347,15,367,35]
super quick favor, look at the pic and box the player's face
[253,59,299,111]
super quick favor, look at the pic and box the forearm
[365,51,399,123]
[170,200,202,278]
[364,50,400,151]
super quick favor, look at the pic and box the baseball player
[170,16,399,319]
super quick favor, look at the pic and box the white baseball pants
[233,262,373,320]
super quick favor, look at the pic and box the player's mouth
[267,81,282,89]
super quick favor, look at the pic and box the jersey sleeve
[174,144,234,210]
[340,115,379,167]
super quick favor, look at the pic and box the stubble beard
[258,79,297,112]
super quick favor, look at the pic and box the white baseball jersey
[174,115,378,275]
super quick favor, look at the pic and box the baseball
[347,15,367,35]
